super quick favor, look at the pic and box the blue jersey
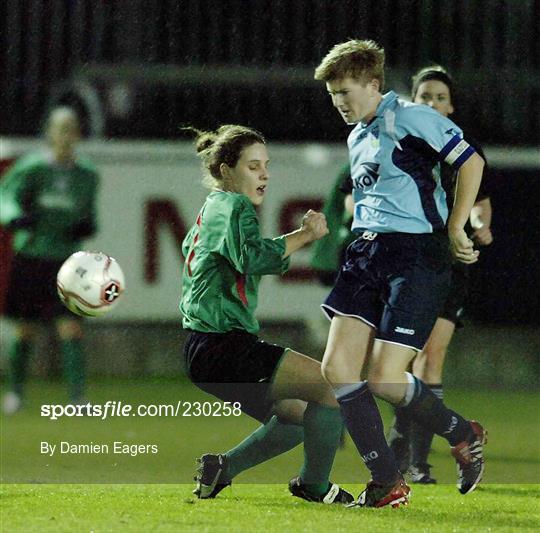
[348,91,476,234]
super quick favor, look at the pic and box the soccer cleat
[2,392,23,415]
[348,476,411,508]
[408,463,437,484]
[451,420,487,495]
[387,426,411,473]
[193,453,231,499]
[288,477,354,504]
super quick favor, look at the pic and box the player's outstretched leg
[271,350,354,504]
[322,318,411,508]
[193,414,304,499]
[394,373,487,494]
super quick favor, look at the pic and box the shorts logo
[361,231,378,241]
[395,326,415,335]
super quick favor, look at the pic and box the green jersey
[310,164,355,273]
[180,191,290,334]
[0,152,99,260]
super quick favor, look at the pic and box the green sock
[299,403,343,496]
[8,338,32,396]
[225,415,304,480]
[61,339,85,402]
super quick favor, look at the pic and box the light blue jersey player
[315,39,487,509]
[348,90,474,234]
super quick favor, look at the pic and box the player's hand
[472,226,493,246]
[449,227,480,264]
[301,210,329,241]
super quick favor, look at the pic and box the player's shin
[398,373,469,446]
[335,381,399,483]
[225,415,304,480]
[299,402,343,495]
[61,339,85,403]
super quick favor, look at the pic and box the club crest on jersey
[352,162,380,190]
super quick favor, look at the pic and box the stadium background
[0,0,538,388]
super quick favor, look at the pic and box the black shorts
[322,231,451,351]
[4,255,75,321]
[183,330,286,422]
[439,261,469,327]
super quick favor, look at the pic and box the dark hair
[183,125,265,188]
[411,65,454,100]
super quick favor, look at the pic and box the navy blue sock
[410,384,442,466]
[401,375,469,446]
[392,405,412,436]
[336,382,398,483]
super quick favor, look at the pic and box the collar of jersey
[358,90,398,128]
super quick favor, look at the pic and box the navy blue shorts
[322,231,452,351]
[439,261,469,327]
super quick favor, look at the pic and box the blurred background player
[181,125,352,504]
[387,66,494,484]
[0,107,99,413]
[306,163,355,353]
[315,40,487,507]
[310,163,355,288]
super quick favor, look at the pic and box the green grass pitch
[1,381,539,532]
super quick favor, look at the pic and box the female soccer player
[388,66,494,484]
[180,124,352,504]
[314,40,487,508]
[0,107,99,412]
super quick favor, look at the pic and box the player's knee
[56,320,83,340]
[272,400,306,424]
[366,366,399,399]
[15,322,38,340]
[366,380,387,398]
[321,357,350,386]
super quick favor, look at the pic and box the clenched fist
[301,210,329,241]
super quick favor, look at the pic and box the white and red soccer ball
[57,251,125,317]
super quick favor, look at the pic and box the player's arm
[0,160,36,229]
[470,197,493,246]
[344,194,354,216]
[447,151,484,263]
[282,210,329,258]
[223,202,290,275]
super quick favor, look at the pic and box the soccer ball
[57,251,125,317]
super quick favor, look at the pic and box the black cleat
[193,453,231,499]
[348,475,411,508]
[451,420,487,495]
[387,426,411,473]
[288,476,354,504]
[408,463,437,484]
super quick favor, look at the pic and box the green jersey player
[181,124,352,504]
[0,107,99,412]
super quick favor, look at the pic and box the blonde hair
[314,39,385,90]
[184,125,265,189]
